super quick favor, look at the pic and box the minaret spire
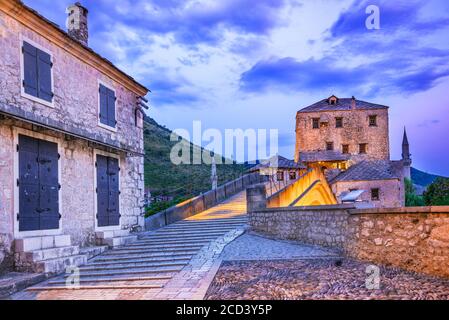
[402,127,412,179]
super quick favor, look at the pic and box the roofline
[1,0,149,96]
[331,177,400,183]
[297,106,389,114]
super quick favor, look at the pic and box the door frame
[93,149,122,232]
[13,127,62,239]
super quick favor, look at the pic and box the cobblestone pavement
[205,259,449,300]
[221,233,339,261]
[10,192,248,300]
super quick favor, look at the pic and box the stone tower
[66,2,89,46]
[402,128,412,180]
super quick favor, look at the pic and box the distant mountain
[143,116,250,199]
[411,167,446,187]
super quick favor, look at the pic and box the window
[312,118,319,129]
[22,41,53,104]
[289,171,296,180]
[342,144,349,154]
[276,170,284,181]
[99,83,116,129]
[326,142,334,151]
[371,188,380,201]
[359,143,367,154]
[335,117,343,128]
[369,115,377,127]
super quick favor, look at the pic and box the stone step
[17,246,80,263]
[134,237,216,245]
[141,231,230,240]
[177,219,247,225]
[162,222,245,231]
[89,256,191,266]
[48,274,172,285]
[33,254,88,274]
[15,235,71,252]
[63,267,182,278]
[173,216,248,224]
[93,252,193,262]
[100,248,200,257]
[27,284,164,291]
[120,242,207,250]
[155,226,237,234]
[100,235,138,248]
[79,260,189,272]
[79,246,109,260]
[110,244,204,252]
[95,229,130,239]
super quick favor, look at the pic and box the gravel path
[205,259,449,300]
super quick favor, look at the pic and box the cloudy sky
[24,0,449,176]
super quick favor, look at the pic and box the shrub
[423,177,449,206]
[405,178,425,207]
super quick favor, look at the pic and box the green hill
[411,167,446,187]
[143,116,249,199]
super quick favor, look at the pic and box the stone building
[294,95,411,208]
[0,1,149,274]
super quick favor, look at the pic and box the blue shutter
[107,157,120,226]
[99,85,108,125]
[22,42,38,97]
[37,50,53,102]
[96,155,109,227]
[106,88,116,128]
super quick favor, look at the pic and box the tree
[404,178,425,207]
[423,177,449,206]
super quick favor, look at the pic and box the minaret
[402,128,412,180]
[211,154,218,190]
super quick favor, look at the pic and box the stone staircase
[14,235,107,274]
[95,229,138,248]
[25,215,247,291]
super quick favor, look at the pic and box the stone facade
[332,179,404,208]
[295,102,390,162]
[0,2,148,272]
[247,186,449,278]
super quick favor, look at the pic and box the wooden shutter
[107,157,120,226]
[106,88,116,128]
[99,85,108,125]
[96,155,109,227]
[37,50,53,102]
[99,84,116,128]
[22,42,38,98]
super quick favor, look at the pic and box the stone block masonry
[247,186,449,278]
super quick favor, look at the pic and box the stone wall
[247,186,449,278]
[295,108,389,162]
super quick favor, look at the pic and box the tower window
[371,188,380,201]
[326,142,334,151]
[342,144,349,154]
[369,115,377,127]
[312,118,319,129]
[359,143,367,154]
[276,170,284,181]
[335,117,343,128]
[289,171,297,180]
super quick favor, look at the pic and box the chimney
[351,96,356,110]
[66,2,89,46]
